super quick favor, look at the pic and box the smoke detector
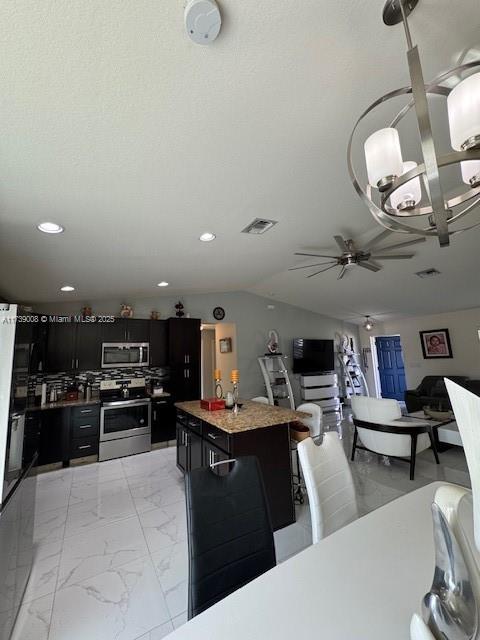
[184,0,221,45]
[241,218,278,235]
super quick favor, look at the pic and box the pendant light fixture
[348,0,480,247]
[363,316,374,331]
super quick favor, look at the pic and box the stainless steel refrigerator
[0,304,38,639]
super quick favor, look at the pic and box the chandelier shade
[447,72,480,151]
[348,0,480,247]
[390,161,422,211]
[364,128,403,189]
[461,160,480,188]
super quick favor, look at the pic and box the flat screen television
[292,338,334,374]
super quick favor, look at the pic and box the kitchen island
[175,400,308,530]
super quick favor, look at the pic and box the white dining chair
[297,432,358,543]
[296,402,323,439]
[251,396,270,404]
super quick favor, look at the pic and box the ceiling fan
[289,231,426,280]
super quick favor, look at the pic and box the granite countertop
[175,400,309,434]
[27,398,101,412]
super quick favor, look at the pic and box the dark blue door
[376,336,406,401]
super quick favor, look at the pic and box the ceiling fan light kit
[348,0,480,248]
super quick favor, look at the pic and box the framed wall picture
[419,328,453,359]
[219,337,232,353]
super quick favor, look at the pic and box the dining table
[167,481,472,640]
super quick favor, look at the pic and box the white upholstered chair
[350,396,438,480]
[296,402,323,439]
[298,433,358,542]
[251,396,270,404]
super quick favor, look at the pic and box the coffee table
[404,410,461,450]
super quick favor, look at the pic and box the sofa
[404,376,471,412]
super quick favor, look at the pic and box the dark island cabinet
[176,408,295,531]
[168,318,201,401]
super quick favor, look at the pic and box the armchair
[351,396,439,480]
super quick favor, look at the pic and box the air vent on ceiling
[241,218,278,235]
[415,268,441,278]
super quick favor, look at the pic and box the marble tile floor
[12,419,470,640]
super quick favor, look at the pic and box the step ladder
[337,335,369,403]
[257,354,295,410]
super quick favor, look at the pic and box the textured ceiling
[0,0,479,322]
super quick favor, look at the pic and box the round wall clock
[213,306,225,320]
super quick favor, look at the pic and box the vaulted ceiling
[1,0,479,322]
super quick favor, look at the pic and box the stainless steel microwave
[101,343,150,368]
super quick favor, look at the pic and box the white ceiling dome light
[184,0,221,45]
[157,281,169,287]
[37,222,64,234]
[60,285,75,292]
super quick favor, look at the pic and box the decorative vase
[414,378,480,639]
[420,486,478,640]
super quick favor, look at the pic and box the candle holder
[215,379,223,399]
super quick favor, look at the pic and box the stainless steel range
[99,378,151,461]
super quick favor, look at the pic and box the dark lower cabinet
[37,409,68,465]
[34,403,101,466]
[151,399,175,443]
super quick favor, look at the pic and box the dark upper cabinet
[149,320,168,367]
[46,322,77,372]
[126,319,150,343]
[47,321,101,372]
[100,318,150,343]
[168,318,201,401]
[75,322,102,370]
[100,318,128,343]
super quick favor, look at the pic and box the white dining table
[167,482,458,640]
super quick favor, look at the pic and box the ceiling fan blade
[288,261,337,271]
[337,266,347,280]
[306,264,338,278]
[361,229,393,252]
[334,235,349,252]
[375,237,426,252]
[370,254,415,260]
[294,252,338,259]
[358,261,382,273]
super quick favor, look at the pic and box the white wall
[359,306,480,392]
[35,291,359,404]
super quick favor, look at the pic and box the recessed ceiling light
[157,281,169,287]
[60,285,75,292]
[37,222,64,234]
[199,232,216,242]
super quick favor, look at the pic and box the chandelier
[348,0,480,247]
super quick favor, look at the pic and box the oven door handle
[102,399,150,408]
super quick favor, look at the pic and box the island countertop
[175,400,308,434]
